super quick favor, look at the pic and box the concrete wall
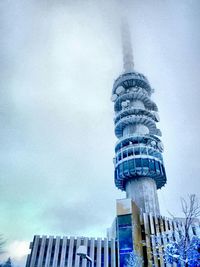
[26,236,117,267]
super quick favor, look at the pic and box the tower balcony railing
[113,72,151,95]
[115,114,158,138]
[114,91,158,112]
[115,134,163,153]
[115,154,163,168]
[114,144,163,166]
[115,114,156,128]
[114,107,156,124]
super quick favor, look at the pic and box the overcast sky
[0,0,200,266]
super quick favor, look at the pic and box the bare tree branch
[0,235,6,254]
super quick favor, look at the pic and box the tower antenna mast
[121,19,134,73]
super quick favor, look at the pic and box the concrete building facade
[26,236,117,267]
[114,198,200,267]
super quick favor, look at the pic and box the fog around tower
[0,0,200,265]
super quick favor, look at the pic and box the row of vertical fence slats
[53,236,61,267]
[162,218,171,267]
[82,237,88,267]
[67,237,74,267]
[30,236,40,267]
[74,237,81,266]
[155,215,164,265]
[104,237,108,267]
[60,236,67,267]
[142,213,200,267]
[96,238,101,267]
[38,236,47,267]
[45,236,53,267]
[27,236,116,267]
[89,238,95,267]
[143,213,153,266]
[111,238,116,267]
[149,214,159,266]
[169,220,177,267]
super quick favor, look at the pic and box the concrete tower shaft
[111,21,167,215]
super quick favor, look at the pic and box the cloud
[8,241,29,259]
[0,240,29,267]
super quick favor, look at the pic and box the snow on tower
[111,20,167,215]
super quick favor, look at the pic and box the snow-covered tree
[1,258,13,267]
[165,194,200,267]
[0,235,5,255]
[125,250,143,267]
[165,236,200,266]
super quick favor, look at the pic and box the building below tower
[26,201,200,266]
[26,236,117,267]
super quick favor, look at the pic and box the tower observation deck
[111,21,167,215]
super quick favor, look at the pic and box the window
[123,151,127,158]
[142,159,148,167]
[117,215,133,266]
[123,161,129,174]
[134,147,140,155]
[128,149,133,157]
[119,164,123,174]
[155,161,160,173]
[135,159,141,167]
[149,159,155,171]
[140,147,146,154]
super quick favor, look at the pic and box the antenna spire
[121,19,134,72]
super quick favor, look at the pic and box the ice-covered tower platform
[111,21,167,215]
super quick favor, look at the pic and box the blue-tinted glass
[119,164,123,174]
[118,215,131,227]
[117,215,133,267]
[142,158,149,167]
[140,147,146,154]
[155,161,160,172]
[129,159,134,169]
[135,159,141,167]
[128,149,133,156]
[149,159,155,171]
[118,228,132,251]
[123,151,127,158]
[124,161,128,169]
[134,147,140,155]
